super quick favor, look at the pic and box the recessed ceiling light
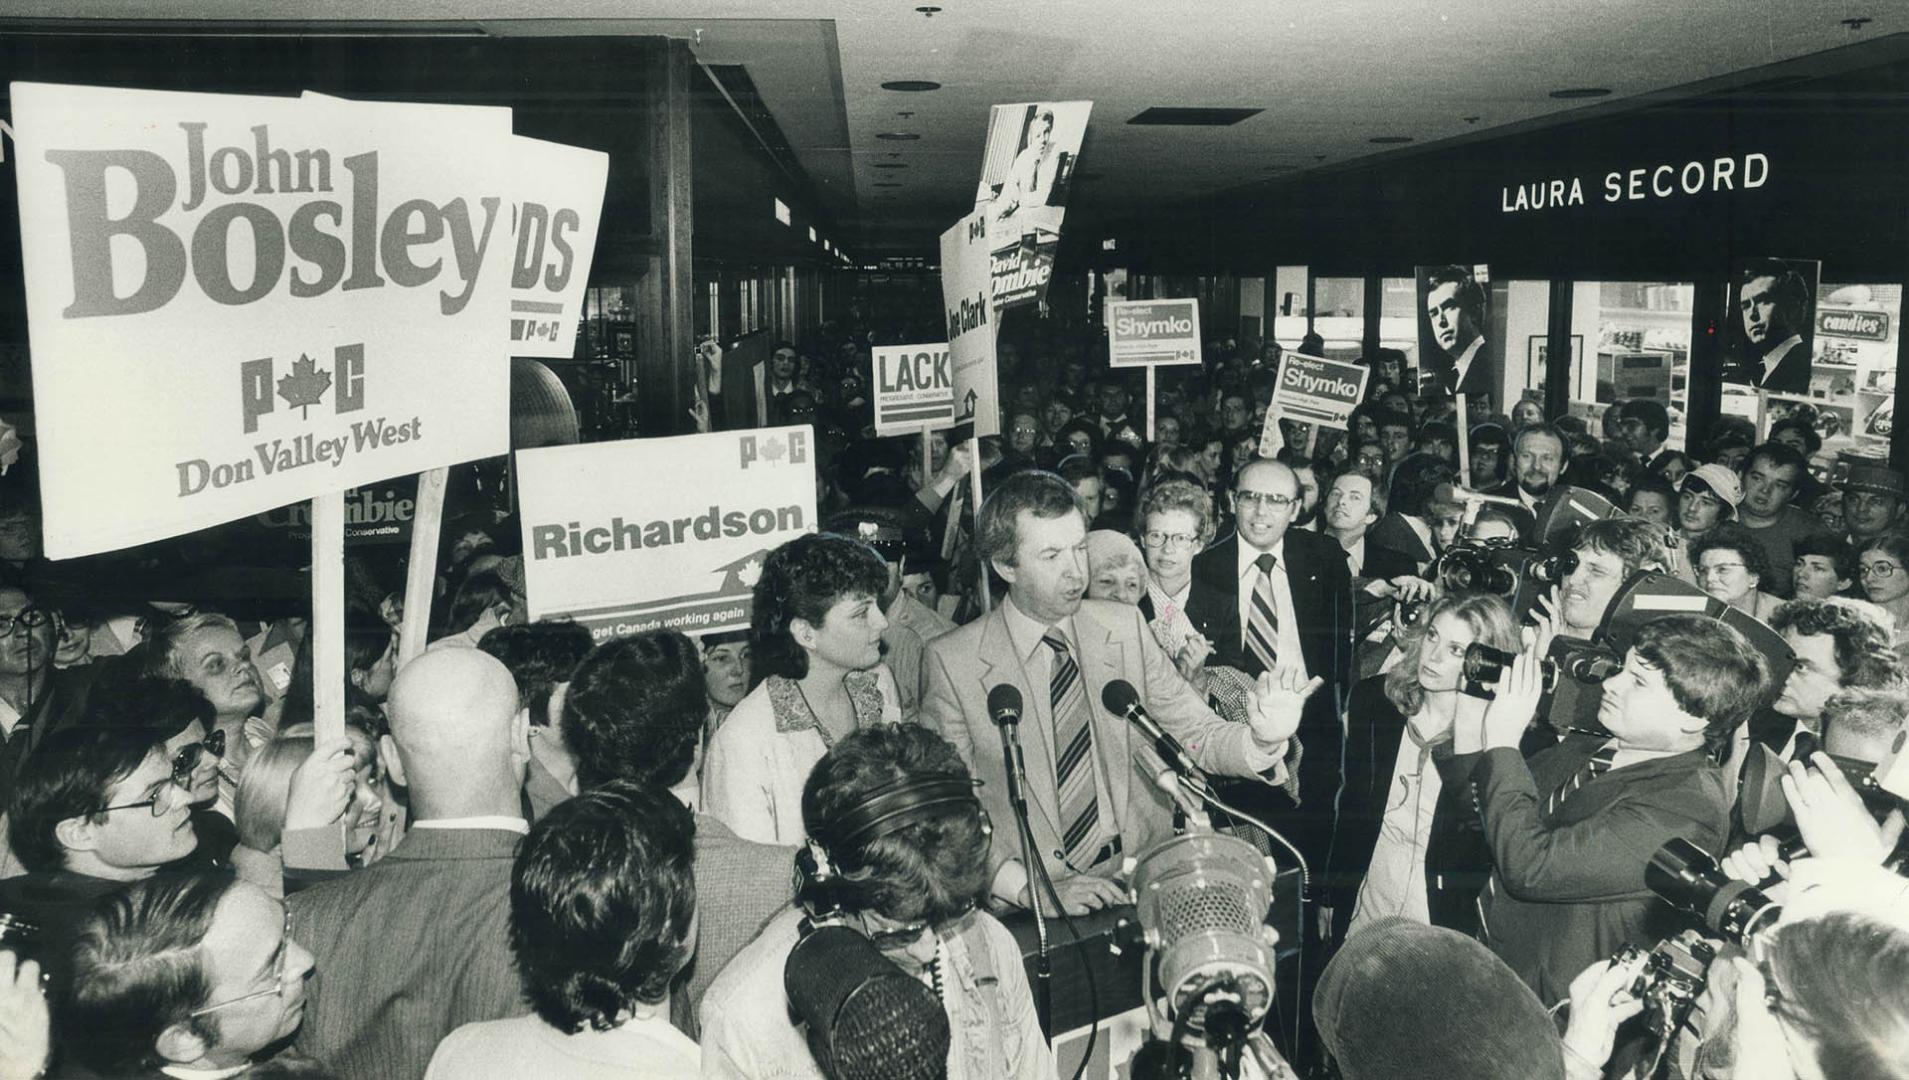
[882,80,941,92]
[873,182,903,188]
[915,6,941,15]
[1369,135,1413,144]
[1128,107,1263,127]
[1840,16,1872,30]
[873,163,908,169]
[876,132,920,141]
[1549,87,1611,99]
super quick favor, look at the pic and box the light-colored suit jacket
[921,598,1282,884]
[289,827,526,1080]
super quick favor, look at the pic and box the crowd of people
[0,306,1907,1080]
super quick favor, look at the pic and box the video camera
[1430,538,1576,618]
[1737,730,1909,864]
[1458,571,1795,736]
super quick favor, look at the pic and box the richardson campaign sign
[516,427,817,640]
[1107,298,1202,367]
[872,342,954,436]
[12,82,518,559]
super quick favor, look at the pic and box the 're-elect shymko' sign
[871,342,955,436]
[1107,298,1202,367]
[11,82,523,559]
[1267,352,1370,429]
[515,427,817,640]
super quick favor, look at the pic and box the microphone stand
[997,714,1052,1032]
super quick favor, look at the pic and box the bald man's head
[384,648,526,819]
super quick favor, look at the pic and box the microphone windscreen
[1101,678,1140,715]
[785,925,950,1080]
[986,683,1023,721]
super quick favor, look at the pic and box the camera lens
[1463,643,1513,685]
[1530,551,1579,585]
[1646,837,1781,945]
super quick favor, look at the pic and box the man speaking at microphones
[922,471,1313,916]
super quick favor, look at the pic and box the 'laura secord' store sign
[1501,152,1771,213]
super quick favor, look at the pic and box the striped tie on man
[1245,552,1280,674]
[1544,741,1619,817]
[1044,630,1101,868]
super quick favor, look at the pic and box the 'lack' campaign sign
[12,83,519,558]
[1108,298,1202,367]
[516,427,817,640]
[872,343,954,436]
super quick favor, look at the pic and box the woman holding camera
[1329,592,1521,940]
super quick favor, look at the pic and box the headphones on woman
[794,774,986,918]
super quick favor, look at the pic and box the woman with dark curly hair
[702,532,901,845]
[700,724,1052,1080]
[1693,523,1783,621]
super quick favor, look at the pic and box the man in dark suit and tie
[289,648,531,1080]
[1458,613,1768,1005]
[921,470,1311,915]
[1731,259,1814,395]
[1184,459,1354,878]
[1482,422,1568,544]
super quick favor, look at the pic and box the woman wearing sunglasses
[700,724,1051,1080]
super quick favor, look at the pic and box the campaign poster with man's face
[1415,264,1498,413]
[1725,257,1821,396]
[976,101,1093,313]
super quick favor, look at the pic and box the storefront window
[1496,280,1551,422]
[1790,282,1899,464]
[1272,265,1309,350]
[1313,276,1364,360]
[1568,281,1697,450]
[1379,276,1417,384]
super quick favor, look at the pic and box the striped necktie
[1245,552,1280,675]
[1044,629,1102,868]
[1544,741,1618,817]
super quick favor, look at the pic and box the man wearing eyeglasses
[64,872,316,1078]
[0,578,93,819]
[1186,459,1355,875]
[0,725,201,999]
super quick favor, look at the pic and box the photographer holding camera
[1554,517,1673,640]
[1455,609,1769,1005]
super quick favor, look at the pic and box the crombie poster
[1415,264,1499,412]
[516,427,817,639]
[1723,257,1822,396]
[976,101,1092,313]
[12,82,519,558]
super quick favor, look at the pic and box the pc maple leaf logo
[277,355,331,419]
[760,437,787,463]
[736,557,763,589]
